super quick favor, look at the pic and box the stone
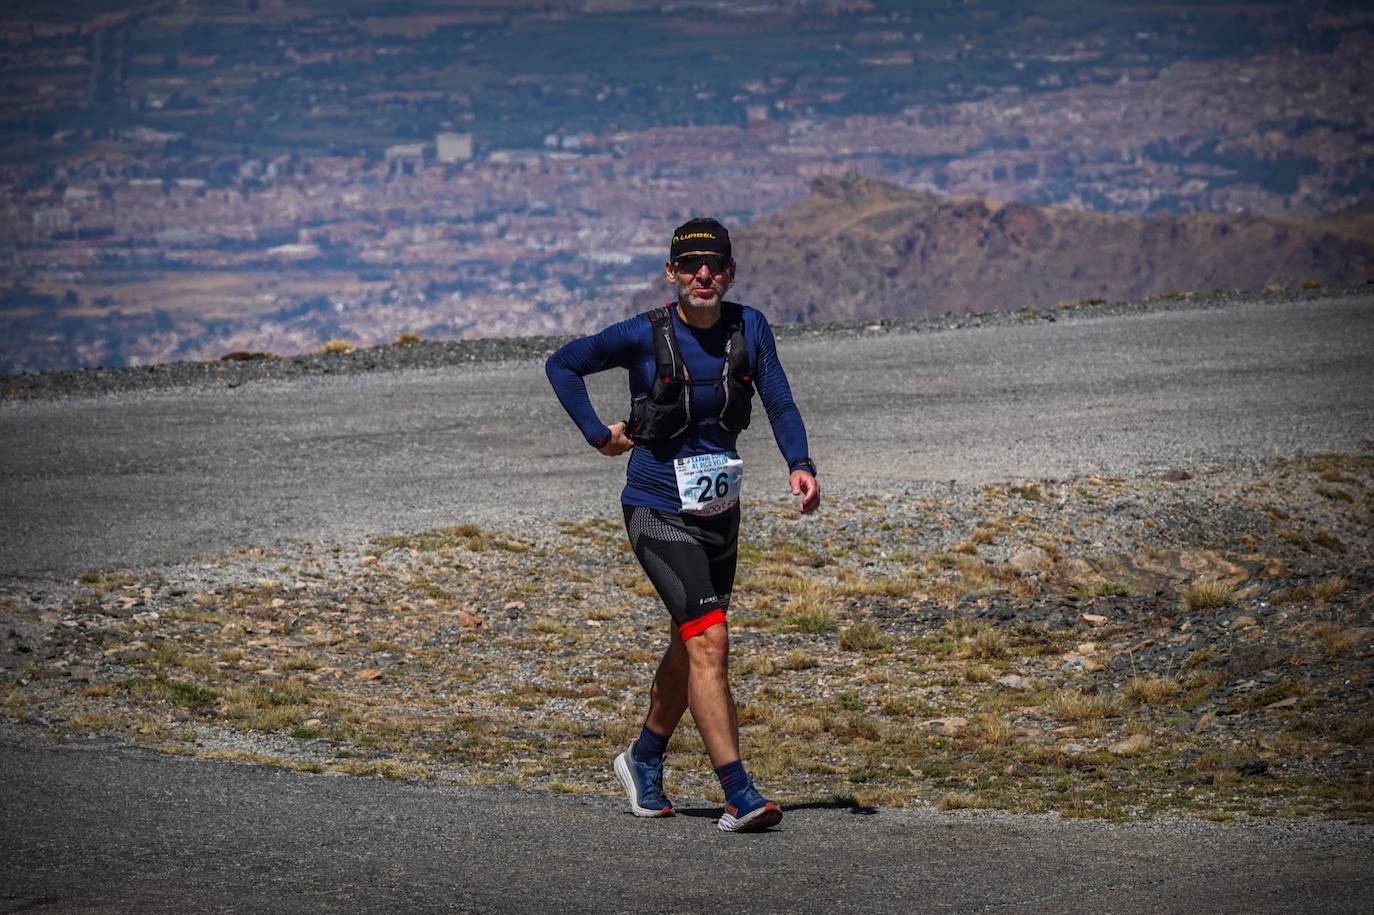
[995,674,1029,689]
[1109,734,1151,755]
[1343,627,1374,647]
[1080,613,1108,626]
[458,611,482,628]
[1008,548,1051,573]
[356,668,383,681]
[1264,696,1299,710]
[1194,711,1218,732]
[926,716,969,736]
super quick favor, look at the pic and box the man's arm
[545,317,640,451]
[750,309,821,513]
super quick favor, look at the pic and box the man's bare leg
[643,623,690,738]
[643,622,740,766]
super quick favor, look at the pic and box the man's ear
[664,260,676,283]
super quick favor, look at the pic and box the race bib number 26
[674,451,744,516]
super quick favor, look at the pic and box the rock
[131,611,160,623]
[356,668,383,681]
[504,601,526,611]
[457,611,482,628]
[1008,548,1051,573]
[1222,645,1285,678]
[1080,613,1108,626]
[1233,758,1270,777]
[926,716,968,736]
[270,598,286,608]
[360,555,378,566]
[1194,711,1218,732]
[995,674,1029,689]
[1230,615,1256,628]
[1343,627,1374,647]
[1109,734,1151,755]
[1264,696,1299,710]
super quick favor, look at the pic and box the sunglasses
[673,253,732,276]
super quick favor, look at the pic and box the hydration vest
[625,302,755,443]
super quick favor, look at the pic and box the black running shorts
[622,504,739,638]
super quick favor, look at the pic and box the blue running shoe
[613,743,673,818]
[718,780,782,832]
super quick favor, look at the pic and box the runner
[545,217,820,832]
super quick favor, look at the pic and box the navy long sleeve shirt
[545,303,811,512]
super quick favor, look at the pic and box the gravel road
[1,291,1371,579]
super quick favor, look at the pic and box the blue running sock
[715,759,749,806]
[632,725,669,767]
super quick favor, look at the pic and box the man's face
[666,251,734,311]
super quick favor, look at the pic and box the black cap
[670,217,731,261]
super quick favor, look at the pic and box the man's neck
[676,301,722,330]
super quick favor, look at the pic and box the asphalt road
[1,293,1372,580]
[3,293,1374,913]
[2,733,1370,915]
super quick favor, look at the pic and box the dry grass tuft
[1074,580,1132,599]
[1123,675,1184,706]
[1047,689,1120,722]
[954,625,1007,660]
[1308,622,1360,656]
[320,339,354,355]
[777,649,820,671]
[1182,579,1235,611]
[839,621,889,652]
[394,332,423,346]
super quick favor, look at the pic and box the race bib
[674,451,744,516]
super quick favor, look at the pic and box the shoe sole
[613,751,673,818]
[718,801,782,832]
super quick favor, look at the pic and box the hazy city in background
[2,0,1372,374]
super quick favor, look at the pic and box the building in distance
[436,132,473,163]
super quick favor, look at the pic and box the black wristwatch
[789,458,818,476]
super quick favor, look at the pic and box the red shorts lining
[677,608,727,640]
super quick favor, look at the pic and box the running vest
[624,303,754,443]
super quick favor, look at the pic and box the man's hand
[790,470,821,514]
[597,422,636,456]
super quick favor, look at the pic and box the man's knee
[684,620,728,670]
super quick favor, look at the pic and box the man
[545,217,820,832]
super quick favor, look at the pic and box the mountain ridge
[633,176,1374,323]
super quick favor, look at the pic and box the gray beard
[677,287,721,311]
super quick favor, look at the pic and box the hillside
[652,177,1374,323]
